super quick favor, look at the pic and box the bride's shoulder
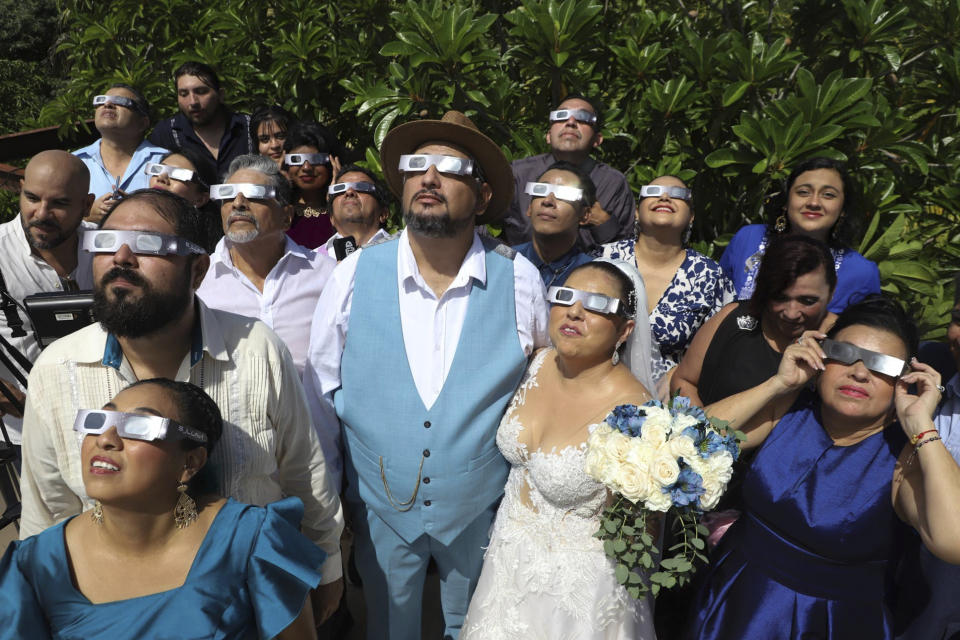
[610,369,653,405]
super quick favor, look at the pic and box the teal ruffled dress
[0,497,324,640]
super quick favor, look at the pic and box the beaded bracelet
[910,429,939,446]
[915,435,942,451]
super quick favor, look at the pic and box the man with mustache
[501,95,635,252]
[0,151,94,445]
[305,111,548,639]
[149,61,254,181]
[18,188,345,625]
[197,154,335,376]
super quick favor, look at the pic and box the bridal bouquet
[585,397,742,599]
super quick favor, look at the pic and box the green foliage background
[11,0,960,336]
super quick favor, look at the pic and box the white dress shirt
[0,216,94,443]
[304,229,549,486]
[197,236,336,375]
[19,300,344,583]
[321,228,391,260]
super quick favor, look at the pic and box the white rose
[624,439,655,474]
[699,478,724,511]
[641,421,669,446]
[673,413,699,431]
[644,483,673,512]
[603,430,633,464]
[650,443,681,488]
[668,434,698,461]
[612,461,648,503]
[584,447,611,483]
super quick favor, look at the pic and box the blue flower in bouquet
[606,404,647,437]
[682,425,741,461]
[671,396,708,424]
[667,465,705,507]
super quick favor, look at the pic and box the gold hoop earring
[175,482,199,529]
[774,215,787,233]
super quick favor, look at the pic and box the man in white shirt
[0,151,94,445]
[197,155,335,375]
[321,164,392,261]
[19,188,345,624]
[305,111,548,639]
[72,83,169,222]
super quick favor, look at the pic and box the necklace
[299,205,326,218]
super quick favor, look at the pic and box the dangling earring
[612,340,624,366]
[830,211,845,243]
[91,500,104,525]
[683,220,693,245]
[774,214,787,233]
[174,482,199,529]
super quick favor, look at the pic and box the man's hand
[87,189,127,224]
[0,378,25,418]
[310,577,344,626]
[580,201,611,227]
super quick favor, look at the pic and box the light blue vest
[336,237,526,545]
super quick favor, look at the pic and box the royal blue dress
[685,392,908,640]
[0,498,324,640]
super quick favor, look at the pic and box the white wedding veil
[590,257,658,399]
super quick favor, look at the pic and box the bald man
[0,150,95,443]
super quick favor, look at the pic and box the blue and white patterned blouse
[596,239,736,380]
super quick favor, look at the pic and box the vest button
[423,449,430,457]
[423,477,430,484]
[424,500,432,506]
[424,421,431,428]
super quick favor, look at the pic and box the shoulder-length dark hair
[749,234,837,318]
[764,156,861,249]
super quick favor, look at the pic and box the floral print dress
[596,240,735,381]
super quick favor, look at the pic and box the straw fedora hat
[380,110,514,225]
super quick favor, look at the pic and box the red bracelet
[911,429,938,446]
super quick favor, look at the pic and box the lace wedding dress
[462,350,655,639]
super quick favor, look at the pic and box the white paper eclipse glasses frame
[547,286,628,317]
[549,109,598,126]
[328,181,377,196]
[209,183,276,201]
[74,409,208,444]
[82,230,206,256]
[820,338,907,377]
[398,154,475,176]
[639,185,693,201]
[144,162,199,184]
[92,94,146,114]
[284,153,330,166]
[525,182,584,203]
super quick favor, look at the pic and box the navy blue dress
[685,392,908,639]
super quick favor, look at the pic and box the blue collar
[101,314,205,370]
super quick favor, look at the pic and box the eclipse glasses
[285,153,330,166]
[547,286,628,318]
[820,338,907,377]
[144,162,203,186]
[209,183,276,201]
[93,94,147,115]
[398,154,475,176]
[549,109,597,126]
[525,182,584,203]
[328,181,377,197]
[82,229,206,256]
[640,185,692,201]
[74,409,208,444]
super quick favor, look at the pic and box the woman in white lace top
[461,259,658,639]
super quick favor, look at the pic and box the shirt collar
[398,228,487,292]
[211,235,314,274]
[322,228,390,252]
[99,298,229,371]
